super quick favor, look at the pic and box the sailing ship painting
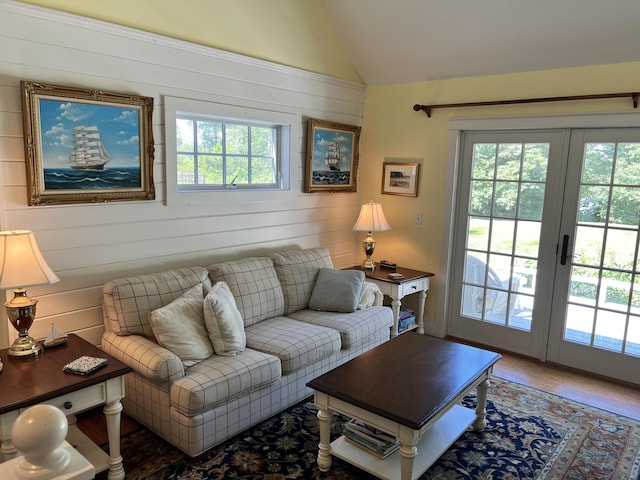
[309,123,358,188]
[68,126,110,170]
[36,98,144,192]
[324,140,347,171]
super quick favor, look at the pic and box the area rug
[97,377,640,479]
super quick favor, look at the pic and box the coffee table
[307,333,501,480]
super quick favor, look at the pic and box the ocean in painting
[311,170,350,185]
[44,167,141,190]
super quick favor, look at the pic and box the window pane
[177,119,194,151]
[228,156,248,183]
[200,155,223,184]
[522,143,549,182]
[582,143,614,184]
[251,126,275,156]
[197,121,222,154]
[496,144,521,180]
[613,143,640,186]
[177,154,195,184]
[472,144,496,179]
[252,157,275,183]
[470,180,493,216]
[226,124,248,155]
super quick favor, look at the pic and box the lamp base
[9,336,42,357]
[361,256,376,271]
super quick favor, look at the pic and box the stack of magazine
[343,419,400,459]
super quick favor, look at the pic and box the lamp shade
[353,201,391,232]
[0,230,59,289]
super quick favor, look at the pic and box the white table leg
[391,297,401,336]
[399,442,417,480]
[473,377,490,431]
[416,289,427,334]
[316,408,332,472]
[1,438,17,461]
[104,399,125,480]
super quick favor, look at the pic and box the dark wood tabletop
[349,264,434,285]
[0,334,132,415]
[307,333,501,430]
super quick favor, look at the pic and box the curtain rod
[413,92,639,118]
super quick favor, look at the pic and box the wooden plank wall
[0,1,366,347]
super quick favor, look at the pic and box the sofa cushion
[203,281,246,356]
[308,268,365,313]
[244,317,341,374]
[270,247,333,314]
[103,266,211,338]
[208,257,284,327]
[288,306,393,348]
[149,284,213,368]
[170,348,281,416]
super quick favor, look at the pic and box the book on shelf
[343,432,400,459]
[342,419,399,458]
[399,309,414,319]
[398,315,416,332]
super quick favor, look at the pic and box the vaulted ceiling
[321,0,640,85]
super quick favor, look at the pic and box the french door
[448,128,640,384]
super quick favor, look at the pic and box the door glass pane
[563,141,640,356]
[462,141,549,332]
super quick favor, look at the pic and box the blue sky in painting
[313,128,354,172]
[37,99,141,169]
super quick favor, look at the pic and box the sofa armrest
[359,281,384,309]
[101,331,185,389]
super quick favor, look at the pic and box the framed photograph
[21,81,155,205]
[382,162,420,197]
[304,118,360,193]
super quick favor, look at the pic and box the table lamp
[353,201,391,271]
[0,230,59,357]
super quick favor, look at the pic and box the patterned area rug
[98,377,640,479]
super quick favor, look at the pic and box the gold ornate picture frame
[21,81,155,205]
[382,161,420,197]
[304,118,360,193]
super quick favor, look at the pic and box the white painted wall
[0,1,366,347]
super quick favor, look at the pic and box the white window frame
[164,96,294,206]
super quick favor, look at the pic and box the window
[176,116,281,190]
[164,96,293,203]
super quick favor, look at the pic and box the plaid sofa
[101,247,392,456]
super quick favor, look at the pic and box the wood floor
[76,347,640,446]
[492,349,640,421]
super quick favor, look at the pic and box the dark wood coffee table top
[0,334,132,414]
[307,333,501,430]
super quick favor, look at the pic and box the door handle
[560,234,571,265]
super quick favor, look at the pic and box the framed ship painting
[304,118,360,193]
[21,81,155,205]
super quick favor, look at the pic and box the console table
[0,334,132,480]
[351,265,434,336]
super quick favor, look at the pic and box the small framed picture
[382,162,420,197]
[304,118,360,193]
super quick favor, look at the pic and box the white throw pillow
[149,283,213,367]
[203,281,246,356]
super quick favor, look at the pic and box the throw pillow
[203,281,246,356]
[149,283,213,367]
[308,268,365,313]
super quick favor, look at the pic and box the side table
[351,265,434,337]
[0,334,132,480]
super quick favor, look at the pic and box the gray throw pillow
[308,268,365,313]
